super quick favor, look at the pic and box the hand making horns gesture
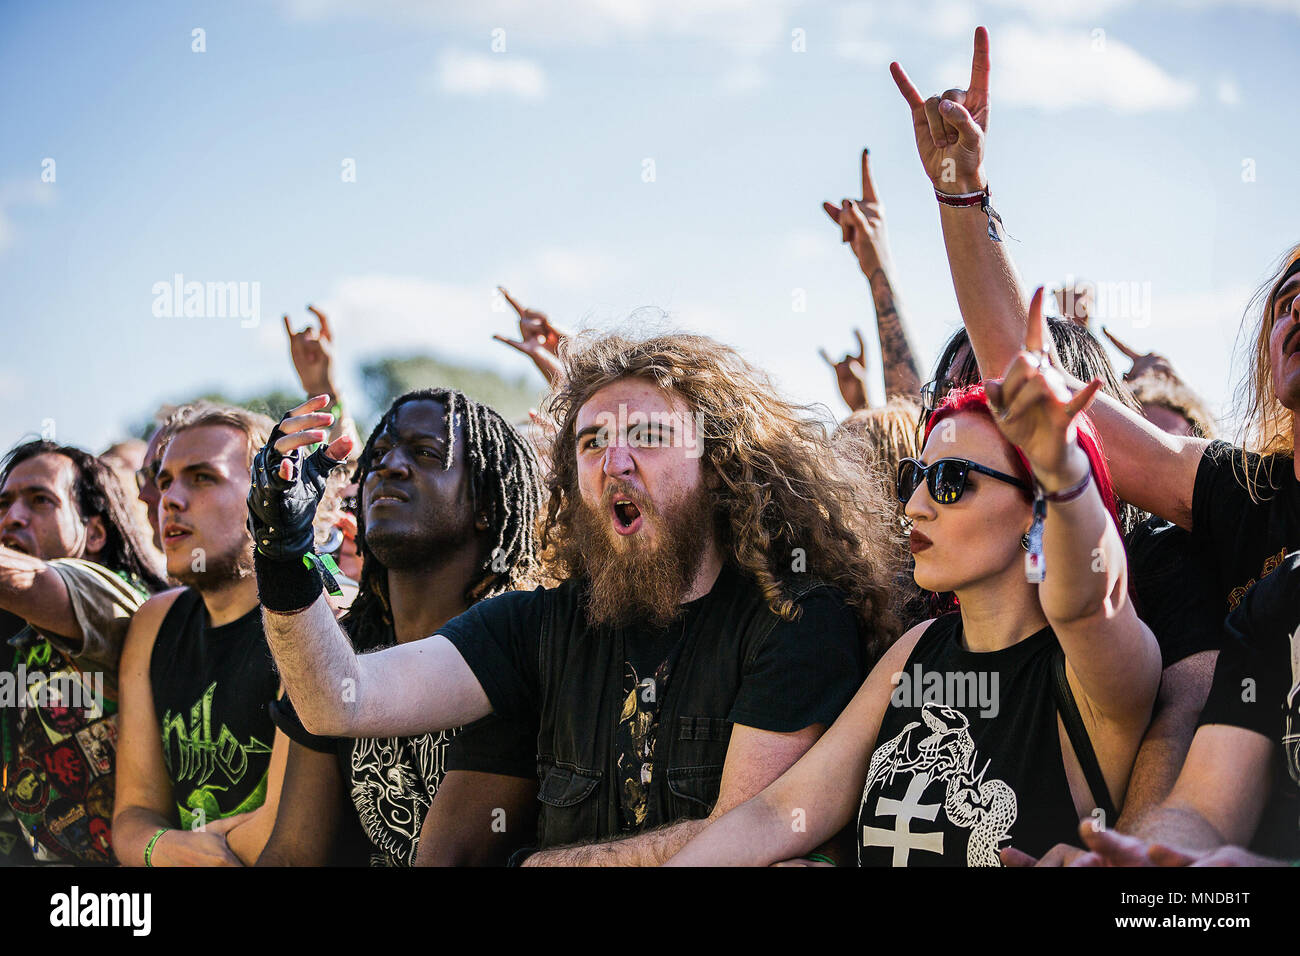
[986,288,1103,490]
[822,149,893,278]
[493,286,566,386]
[891,26,990,195]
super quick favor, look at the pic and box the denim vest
[533,565,838,849]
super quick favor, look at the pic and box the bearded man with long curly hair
[250,330,901,867]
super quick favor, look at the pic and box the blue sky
[2,0,1297,454]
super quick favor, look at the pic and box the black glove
[247,421,342,560]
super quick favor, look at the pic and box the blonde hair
[1231,242,1299,500]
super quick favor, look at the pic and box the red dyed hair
[922,384,1121,532]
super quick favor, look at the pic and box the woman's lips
[909,530,932,554]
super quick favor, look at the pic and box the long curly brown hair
[540,331,900,660]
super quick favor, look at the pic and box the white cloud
[950,24,1197,112]
[433,49,547,99]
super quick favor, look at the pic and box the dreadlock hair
[1,440,168,593]
[344,388,543,651]
[541,330,900,660]
[930,319,1145,536]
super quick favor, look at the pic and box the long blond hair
[541,331,900,659]
[1231,242,1299,500]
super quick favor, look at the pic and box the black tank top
[149,589,278,828]
[857,613,1110,867]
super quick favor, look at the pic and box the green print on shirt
[160,681,271,825]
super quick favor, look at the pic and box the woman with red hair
[667,305,1161,867]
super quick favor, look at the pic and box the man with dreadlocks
[256,388,542,866]
[249,331,898,866]
[0,439,167,863]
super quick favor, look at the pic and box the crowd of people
[2,27,1296,869]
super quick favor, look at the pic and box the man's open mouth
[611,497,643,536]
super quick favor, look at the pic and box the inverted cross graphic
[862,771,944,866]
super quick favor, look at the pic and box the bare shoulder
[124,587,188,657]
[871,617,936,677]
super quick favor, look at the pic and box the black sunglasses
[896,457,1031,505]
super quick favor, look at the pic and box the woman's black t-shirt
[1192,441,1298,612]
[1195,552,1300,860]
[858,614,1108,867]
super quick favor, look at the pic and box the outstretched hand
[890,26,990,193]
[985,288,1102,490]
[820,329,871,411]
[494,286,566,386]
[822,149,893,277]
[247,394,353,560]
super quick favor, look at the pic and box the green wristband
[144,827,169,867]
[805,852,836,866]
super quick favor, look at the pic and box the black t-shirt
[1192,441,1298,612]
[149,590,278,828]
[1195,552,1300,860]
[1125,516,1225,669]
[271,619,536,867]
[441,564,864,734]
[857,614,1108,867]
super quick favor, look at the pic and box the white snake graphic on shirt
[350,730,456,866]
[860,703,1017,867]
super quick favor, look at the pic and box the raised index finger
[969,26,991,101]
[890,62,925,111]
[860,149,878,203]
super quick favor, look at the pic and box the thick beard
[172,533,255,593]
[573,480,716,631]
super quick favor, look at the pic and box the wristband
[145,827,169,867]
[935,184,1005,242]
[254,550,336,613]
[1042,468,1093,504]
[804,852,836,865]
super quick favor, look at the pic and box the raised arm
[822,149,923,399]
[248,396,493,738]
[890,27,1206,527]
[986,290,1161,731]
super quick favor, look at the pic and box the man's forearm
[1116,653,1217,834]
[523,817,712,867]
[261,595,361,737]
[1130,802,1227,854]
[112,806,172,867]
[867,266,923,399]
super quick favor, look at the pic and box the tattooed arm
[822,149,923,402]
